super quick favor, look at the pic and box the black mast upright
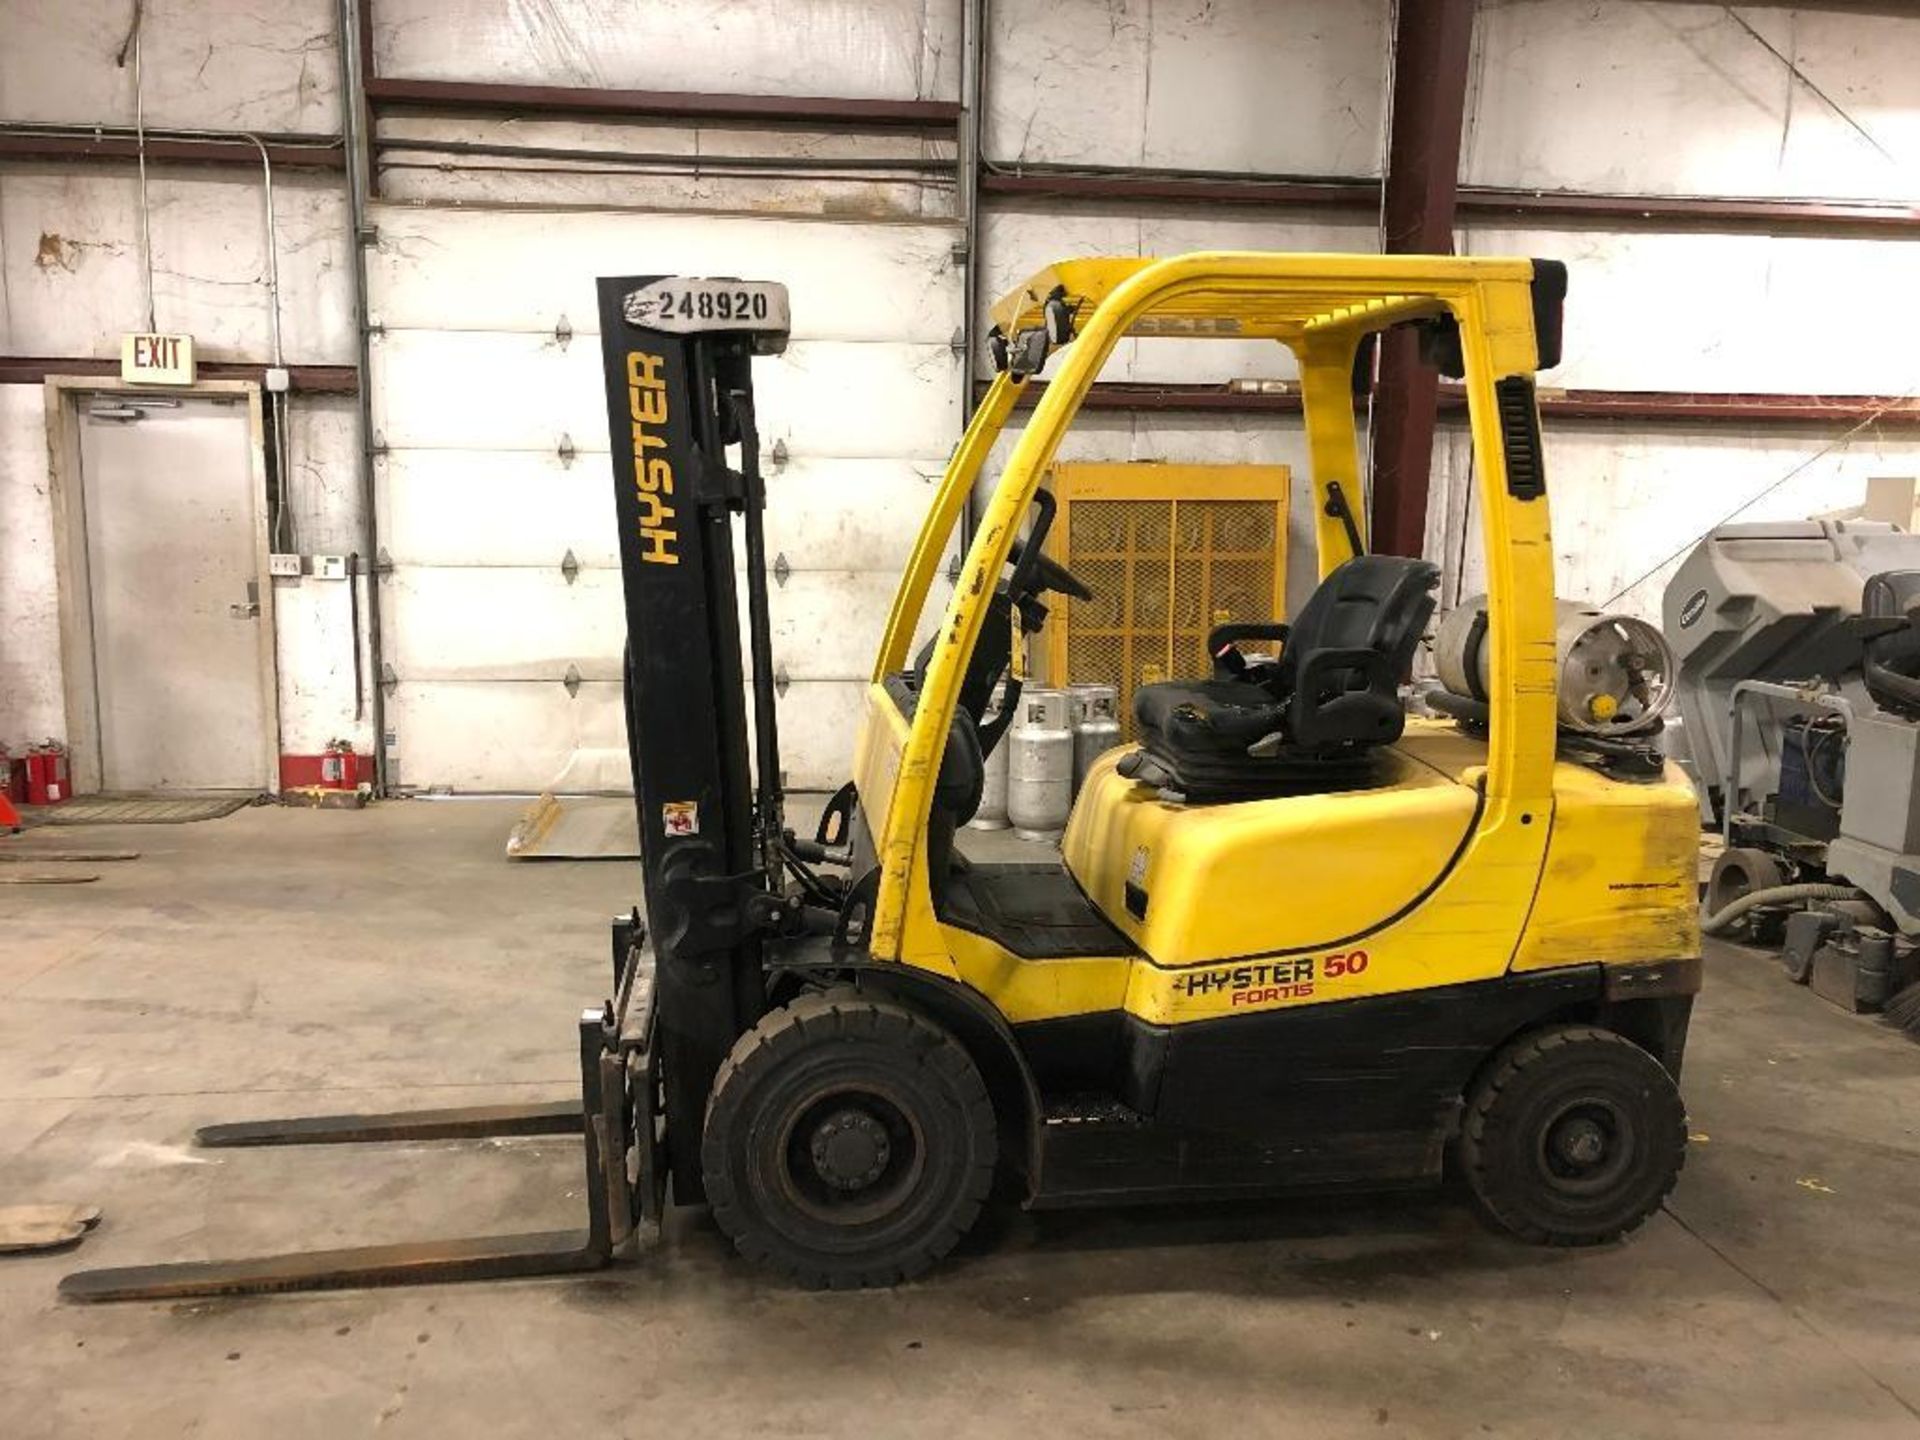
[595,274,791,1201]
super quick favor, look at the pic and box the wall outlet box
[265,366,291,393]
[268,552,303,578]
[312,554,349,580]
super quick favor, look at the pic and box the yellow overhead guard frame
[857,254,1691,1001]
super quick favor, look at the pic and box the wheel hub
[808,1108,892,1191]
[1551,1115,1608,1168]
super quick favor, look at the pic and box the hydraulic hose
[1700,883,1864,936]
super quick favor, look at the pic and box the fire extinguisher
[25,741,70,806]
[319,738,356,790]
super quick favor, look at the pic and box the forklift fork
[60,945,663,1303]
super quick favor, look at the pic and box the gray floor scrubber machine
[1666,519,1920,1027]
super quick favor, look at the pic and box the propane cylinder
[1433,596,1676,736]
[967,682,1011,830]
[1068,682,1122,795]
[1007,687,1073,841]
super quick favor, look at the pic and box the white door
[366,207,962,793]
[78,395,271,791]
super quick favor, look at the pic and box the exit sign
[121,332,196,385]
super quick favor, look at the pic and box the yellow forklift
[65,253,1700,1300]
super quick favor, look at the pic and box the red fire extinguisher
[319,738,357,790]
[25,742,71,806]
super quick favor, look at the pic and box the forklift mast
[56,278,809,1301]
[594,275,793,1200]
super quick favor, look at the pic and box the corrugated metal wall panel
[984,0,1388,175]
[1426,423,1920,624]
[1462,226,1920,395]
[1465,2,1920,203]
[0,0,341,131]
[374,0,962,103]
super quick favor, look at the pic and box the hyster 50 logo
[1170,949,1370,1007]
[626,351,678,565]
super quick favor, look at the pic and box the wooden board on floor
[0,1203,101,1255]
[0,850,139,863]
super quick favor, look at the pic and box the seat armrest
[1287,646,1404,750]
[1291,646,1391,699]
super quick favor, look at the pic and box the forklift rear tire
[701,991,996,1289]
[1459,1025,1686,1247]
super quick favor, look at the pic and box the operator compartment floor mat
[940,861,1140,959]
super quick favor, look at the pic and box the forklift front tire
[1459,1025,1686,1247]
[702,991,996,1289]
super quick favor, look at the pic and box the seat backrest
[1276,555,1440,747]
[1277,556,1439,686]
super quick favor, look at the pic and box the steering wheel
[1005,535,1093,601]
[908,493,1100,802]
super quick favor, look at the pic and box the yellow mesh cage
[1046,465,1290,739]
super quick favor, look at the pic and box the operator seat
[1121,555,1440,801]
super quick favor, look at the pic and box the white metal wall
[374,0,961,102]
[0,159,362,754]
[1452,1,1920,614]
[0,0,342,132]
[1464,3,1920,203]
[984,0,1388,174]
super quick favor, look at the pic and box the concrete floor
[4,800,1920,1439]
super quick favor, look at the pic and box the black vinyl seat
[1121,555,1441,801]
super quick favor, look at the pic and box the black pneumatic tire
[701,991,996,1289]
[1459,1025,1687,1247]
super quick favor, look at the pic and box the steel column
[1369,0,1476,558]
[337,0,389,794]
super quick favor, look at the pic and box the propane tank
[1007,687,1073,841]
[1433,596,1676,736]
[1068,682,1122,795]
[967,682,1011,830]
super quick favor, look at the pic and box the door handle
[229,579,261,619]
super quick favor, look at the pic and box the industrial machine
[64,253,1700,1302]
[1668,521,1920,1017]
